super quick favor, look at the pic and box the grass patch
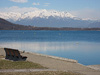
[0,56,46,69]
[0,71,82,75]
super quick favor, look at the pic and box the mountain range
[0,18,100,30]
[0,10,100,28]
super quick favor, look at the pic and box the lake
[0,30,100,65]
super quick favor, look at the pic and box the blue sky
[0,0,100,20]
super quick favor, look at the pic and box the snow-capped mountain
[0,10,75,21]
[0,10,100,28]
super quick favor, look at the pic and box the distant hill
[0,18,100,30]
[0,18,34,30]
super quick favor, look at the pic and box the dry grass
[0,71,83,75]
[0,55,46,69]
[0,55,5,58]
[0,56,83,75]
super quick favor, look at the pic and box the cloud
[33,2,40,5]
[70,8,100,20]
[10,0,28,3]
[0,6,39,13]
[44,3,50,6]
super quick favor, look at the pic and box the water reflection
[0,41,100,52]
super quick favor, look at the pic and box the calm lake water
[0,30,100,65]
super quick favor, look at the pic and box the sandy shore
[87,65,100,71]
[0,48,100,75]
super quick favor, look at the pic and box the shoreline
[0,47,99,66]
[0,47,77,63]
[0,48,100,75]
[0,47,98,67]
[25,51,78,63]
